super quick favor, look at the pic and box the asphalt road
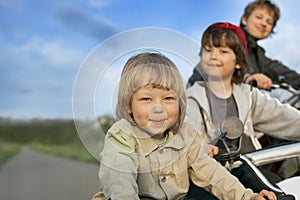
[0,147,100,200]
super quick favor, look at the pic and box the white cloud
[12,36,86,69]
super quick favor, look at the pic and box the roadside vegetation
[0,140,21,165]
[0,115,114,165]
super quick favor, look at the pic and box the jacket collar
[128,121,186,156]
[187,82,252,124]
[187,81,210,115]
[242,28,258,49]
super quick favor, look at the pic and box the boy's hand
[245,73,272,90]
[206,144,219,157]
[254,189,277,200]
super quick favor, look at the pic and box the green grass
[0,141,98,165]
[29,143,97,162]
[0,140,21,165]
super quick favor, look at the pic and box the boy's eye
[220,49,229,54]
[165,96,176,101]
[255,14,262,19]
[267,20,274,26]
[140,97,151,102]
[203,48,212,52]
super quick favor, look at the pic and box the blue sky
[1,0,300,119]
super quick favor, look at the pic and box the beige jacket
[93,119,258,200]
[185,82,300,151]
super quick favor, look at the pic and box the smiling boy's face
[201,44,240,82]
[128,85,179,137]
[242,7,275,40]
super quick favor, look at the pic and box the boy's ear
[241,17,247,26]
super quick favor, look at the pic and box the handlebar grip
[214,152,240,163]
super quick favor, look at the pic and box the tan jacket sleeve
[94,121,140,200]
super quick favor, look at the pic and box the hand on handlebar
[254,189,277,200]
[245,73,273,90]
[205,144,219,157]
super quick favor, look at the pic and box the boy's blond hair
[116,52,186,133]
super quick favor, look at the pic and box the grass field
[29,143,96,162]
[0,116,114,165]
[0,140,21,165]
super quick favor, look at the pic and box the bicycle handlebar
[245,142,300,166]
[271,82,300,96]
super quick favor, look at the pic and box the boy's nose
[151,104,164,113]
[210,50,218,59]
[260,19,267,27]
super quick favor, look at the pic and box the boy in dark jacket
[188,0,300,91]
[241,0,300,90]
